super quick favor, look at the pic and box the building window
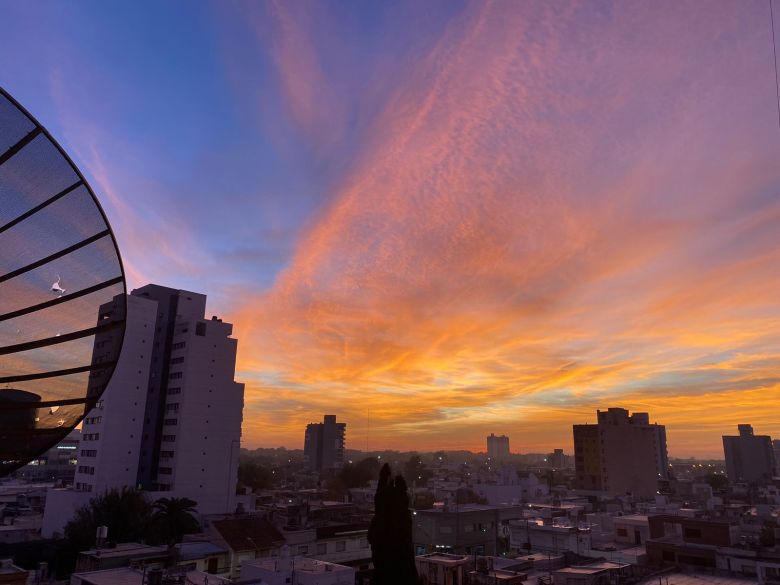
[173,341,186,349]
[298,545,308,555]
[167,387,181,395]
[617,528,628,537]
[316,543,327,554]
[158,467,173,475]
[160,451,175,459]
[164,418,178,426]
[162,435,176,442]
[684,527,702,539]
[196,323,206,336]
[171,357,185,364]
[335,541,346,552]
[169,372,183,380]
[166,403,180,412]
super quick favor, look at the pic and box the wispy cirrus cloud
[228,0,780,456]
[3,0,778,457]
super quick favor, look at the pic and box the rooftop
[211,517,284,552]
[79,543,167,560]
[636,573,757,584]
[244,557,353,575]
[416,553,471,566]
[72,568,229,585]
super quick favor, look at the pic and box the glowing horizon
[2,1,779,458]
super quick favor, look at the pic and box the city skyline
[2,1,779,457]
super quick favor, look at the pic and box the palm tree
[151,497,200,545]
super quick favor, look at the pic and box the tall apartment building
[303,415,346,471]
[722,424,776,485]
[73,285,244,514]
[573,408,669,498]
[486,434,510,460]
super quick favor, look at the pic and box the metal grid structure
[0,87,127,476]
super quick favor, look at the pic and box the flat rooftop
[72,568,229,585]
[636,573,756,584]
[245,557,352,575]
[417,553,470,565]
[79,543,167,559]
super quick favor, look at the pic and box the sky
[1,0,779,458]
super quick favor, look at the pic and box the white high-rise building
[72,284,244,514]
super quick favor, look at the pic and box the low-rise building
[552,561,632,585]
[241,554,355,585]
[508,519,591,556]
[613,515,649,546]
[413,504,524,556]
[0,560,28,585]
[70,567,228,585]
[415,553,471,585]
[645,514,738,568]
[207,516,285,577]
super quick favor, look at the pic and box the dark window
[196,322,207,336]
[684,527,702,539]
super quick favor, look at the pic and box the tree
[339,457,381,489]
[149,497,200,545]
[704,473,728,491]
[61,488,154,572]
[238,459,274,490]
[368,464,419,585]
[403,455,432,486]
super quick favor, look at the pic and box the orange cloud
[223,1,780,457]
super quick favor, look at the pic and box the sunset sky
[2,1,779,458]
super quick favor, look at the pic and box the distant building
[487,434,510,460]
[573,408,669,498]
[304,415,346,471]
[59,286,243,516]
[722,424,776,485]
[14,430,80,484]
[773,439,780,476]
[547,448,568,469]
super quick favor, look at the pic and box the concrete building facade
[303,415,346,471]
[573,408,669,498]
[72,285,244,514]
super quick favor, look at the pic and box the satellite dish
[0,87,126,476]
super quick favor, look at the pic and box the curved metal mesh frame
[0,87,127,476]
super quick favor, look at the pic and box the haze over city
[2,1,779,457]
